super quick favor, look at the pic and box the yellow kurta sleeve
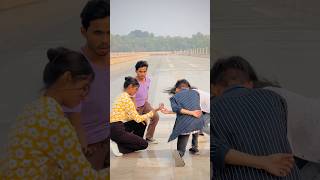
[44,112,109,179]
[46,120,108,179]
[123,95,154,123]
[3,97,109,180]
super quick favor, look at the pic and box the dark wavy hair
[211,55,281,88]
[81,0,109,30]
[164,79,196,95]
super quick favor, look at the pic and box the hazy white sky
[111,0,210,37]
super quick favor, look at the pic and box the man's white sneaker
[146,137,158,144]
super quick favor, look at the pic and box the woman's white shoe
[110,140,123,157]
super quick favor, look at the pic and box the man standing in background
[64,0,110,170]
[134,60,160,143]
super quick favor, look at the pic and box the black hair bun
[47,47,68,62]
[125,76,131,81]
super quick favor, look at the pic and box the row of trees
[111,30,210,52]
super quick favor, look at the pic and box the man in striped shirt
[211,56,301,180]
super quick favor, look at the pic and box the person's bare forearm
[180,109,194,116]
[164,110,176,114]
[225,149,263,169]
[224,149,296,177]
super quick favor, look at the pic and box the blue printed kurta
[168,89,205,142]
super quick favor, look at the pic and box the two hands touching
[156,103,202,118]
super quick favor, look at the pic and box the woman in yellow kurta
[0,47,108,179]
[110,77,162,156]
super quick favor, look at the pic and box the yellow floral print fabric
[110,92,153,123]
[1,96,109,180]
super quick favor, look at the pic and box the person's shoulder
[211,95,223,106]
[264,86,290,98]
[252,88,287,106]
[193,88,203,93]
[211,88,246,107]
[121,92,135,103]
[190,89,200,96]
[192,88,210,96]
[19,96,63,120]
[20,98,44,115]
[113,93,128,106]
[191,88,199,93]
[253,88,284,99]
[118,92,129,100]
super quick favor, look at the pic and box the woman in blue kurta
[162,79,205,157]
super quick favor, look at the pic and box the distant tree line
[111,30,210,52]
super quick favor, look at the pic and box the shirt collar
[222,84,247,95]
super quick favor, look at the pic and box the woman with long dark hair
[162,79,205,158]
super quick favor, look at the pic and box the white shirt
[194,89,210,113]
[266,86,320,163]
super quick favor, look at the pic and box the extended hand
[159,103,164,110]
[260,153,294,177]
[160,107,173,114]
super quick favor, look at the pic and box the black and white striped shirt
[211,86,301,180]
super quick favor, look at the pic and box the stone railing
[173,47,210,58]
[110,51,171,65]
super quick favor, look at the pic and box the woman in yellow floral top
[110,77,162,156]
[0,47,108,179]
